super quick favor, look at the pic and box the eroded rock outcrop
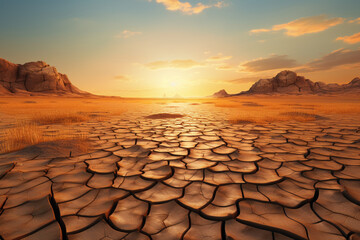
[249,71,318,94]
[0,58,88,95]
[240,71,360,95]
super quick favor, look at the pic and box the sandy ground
[0,96,360,239]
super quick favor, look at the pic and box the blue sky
[1,0,360,97]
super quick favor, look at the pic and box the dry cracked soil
[0,103,360,240]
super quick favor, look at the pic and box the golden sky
[1,0,360,97]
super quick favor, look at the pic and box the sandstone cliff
[0,58,89,96]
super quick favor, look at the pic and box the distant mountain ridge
[212,70,360,97]
[0,58,89,96]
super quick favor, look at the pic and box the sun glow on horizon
[1,0,360,98]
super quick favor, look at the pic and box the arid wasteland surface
[0,97,360,240]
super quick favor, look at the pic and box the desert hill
[211,89,230,98]
[0,58,89,96]
[212,71,360,97]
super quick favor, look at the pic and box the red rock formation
[0,58,88,95]
[226,71,360,96]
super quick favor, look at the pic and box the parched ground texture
[0,103,360,240]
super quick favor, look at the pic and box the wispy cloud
[241,55,298,72]
[250,29,271,34]
[299,48,360,72]
[206,54,232,62]
[336,32,360,44]
[224,77,265,84]
[150,0,226,15]
[145,59,205,70]
[349,17,360,24]
[215,64,236,71]
[114,75,130,81]
[250,15,344,37]
[115,30,142,39]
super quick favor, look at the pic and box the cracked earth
[0,103,360,240]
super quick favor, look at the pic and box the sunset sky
[1,0,360,97]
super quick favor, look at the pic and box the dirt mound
[145,113,185,119]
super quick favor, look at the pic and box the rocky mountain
[212,89,230,98]
[245,71,360,94]
[0,58,89,96]
[212,71,360,97]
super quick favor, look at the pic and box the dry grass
[214,95,360,124]
[0,122,89,154]
[30,111,110,125]
[0,95,359,152]
[0,96,129,153]
[0,96,128,119]
[31,112,92,125]
[1,123,45,153]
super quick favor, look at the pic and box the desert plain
[2,0,360,238]
[0,94,359,240]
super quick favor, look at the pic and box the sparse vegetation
[0,122,89,154]
[214,95,360,124]
[0,95,359,153]
[31,112,92,125]
[0,96,129,153]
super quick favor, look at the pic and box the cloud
[145,59,204,70]
[151,0,225,15]
[349,17,360,24]
[336,32,360,44]
[114,75,130,81]
[206,54,232,61]
[225,77,264,84]
[115,30,142,39]
[299,48,360,72]
[215,64,236,70]
[250,28,272,34]
[143,52,233,71]
[251,15,344,37]
[241,55,298,72]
